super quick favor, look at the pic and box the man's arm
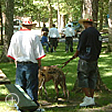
[61,50,79,69]
[38,59,41,69]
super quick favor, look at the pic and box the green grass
[0,42,112,112]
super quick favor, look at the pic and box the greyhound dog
[38,66,69,100]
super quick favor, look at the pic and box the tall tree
[48,0,53,28]
[92,0,99,28]
[108,0,112,52]
[99,0,104,30]
[0,0,3,45]
[0,0,14,62]
[82,0,92,18]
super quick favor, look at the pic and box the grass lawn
[0,42,112,112]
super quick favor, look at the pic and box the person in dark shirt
[41,31,49,52]
[41,24,49,36]
[63,15,102,107]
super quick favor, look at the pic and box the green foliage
[13,0,82,22]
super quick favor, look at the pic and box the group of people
[41,24,60,53]
[7,14,102,112]
[41,22,75,53]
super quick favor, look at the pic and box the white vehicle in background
[13,19,22,33]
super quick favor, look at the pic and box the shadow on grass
[0,42,112,112]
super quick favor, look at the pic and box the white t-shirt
[7,29,45,63]
[64,27,75,37]
[48,27,60,38]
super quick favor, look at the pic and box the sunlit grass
[0,42,112,112]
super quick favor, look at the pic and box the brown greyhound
[38,66,69,100]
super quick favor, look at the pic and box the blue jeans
[42,43,49,52]
[16,63,39,105]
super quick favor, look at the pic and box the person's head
[43,24,46,27]
[22,18,36,30]
[82,21,93,29]
[78,15,93,29]
[22,24,33,30]
[68,23,71,27]
[52,24,55,27]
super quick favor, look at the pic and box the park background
[0,0,112,112]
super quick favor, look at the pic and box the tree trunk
[108,0,112,52]
[72,0,111,93]
[60,15,65,29]
[48,0,53,28]
[0,0,14,62]
[99,0,104,31]
[80,0,83,18]
[82,0,92,18]
[57,0,61,31]
[92,0,99,28]
[0,0,3,45]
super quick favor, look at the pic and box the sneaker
[45,51,48,53]
[35,108,45,112]
[65,51,68,53]
[79,96,95,107]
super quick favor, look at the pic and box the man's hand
[38,59,41,69]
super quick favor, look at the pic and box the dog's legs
[39,86,43,96]
[43,82,48,99]
[60,77,69,100]
[60,82,66,98]
[39,76,45,96]
[54,82,59,101]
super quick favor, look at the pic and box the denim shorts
[77,59,98,89]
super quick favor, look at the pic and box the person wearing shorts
[67,15,102,107]
[48,24,60,52]
[64,23,75,53]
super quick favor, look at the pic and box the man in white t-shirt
[64,23,75,53]
[7,18,46,111]
[48,24,60,52]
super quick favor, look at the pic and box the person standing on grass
[63,15,102,107]
[41,31,49,53]
[48,24,60,52]
[64,23,75,53]
[7,18,46,111]
[41,24,49,36]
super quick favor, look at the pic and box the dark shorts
[77,59,98,89]
[50,38,58,47]
[65,37,73,45]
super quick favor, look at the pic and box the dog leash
[61,55,76,69]
[50,56,76,69]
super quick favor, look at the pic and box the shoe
[65,51,68,53]
[50,48,53,52]
[79,96,95,107]
[45,51,48,53]
[34,108,45,112]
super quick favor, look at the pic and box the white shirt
[48,27,60,38]
[64,27,75,37]
[7,30,45,63]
